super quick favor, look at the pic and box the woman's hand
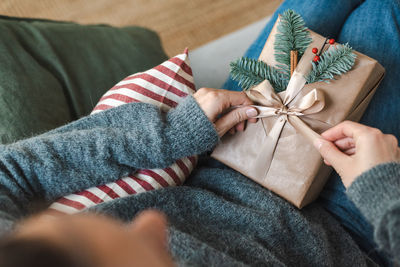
[193,88,258,137]
[314,121,400,188]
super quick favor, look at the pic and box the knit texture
[90,164,376,266]
[0,94,396,266]
[347,162,400,264]
[50,49,198,214]
[0,96,217,233]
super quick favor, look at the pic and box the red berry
[312,47,318,54]
[313,55,320,62]
[329,38,335,44]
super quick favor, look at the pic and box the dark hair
[0,237,88,267]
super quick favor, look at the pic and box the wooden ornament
[290,50,298,76]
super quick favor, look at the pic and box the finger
[235,121,246,132]
[129,210,175,266]
[215,107,258,137]
[130,210,168,249]
[313,138,351,169]
[248,118,258,124]
[226,90,254,107]
[324,159,331,166]
[334,137,355,151]
[344,147,355,155]
[321,121,371,142]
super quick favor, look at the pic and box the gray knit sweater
[0,96,398,266]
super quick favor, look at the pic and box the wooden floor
[0,0,282,56]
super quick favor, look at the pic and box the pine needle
[230,57,288,92]
[274,9,312,78]
[306,43,356,84]
[228,10,355,93]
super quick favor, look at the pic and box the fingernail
[246,108,258,117]
[313,138,323,150]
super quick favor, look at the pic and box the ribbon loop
[246,80,283,108]
[245,81,326,120]
[289,88,325,115]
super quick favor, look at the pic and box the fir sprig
[306,43,356,84]
[274,9,312,78]
[230,57,288,92]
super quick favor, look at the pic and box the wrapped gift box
[211,18,385,208]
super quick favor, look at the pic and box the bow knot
[275,107,287,115]
[232,73,329,179]
[274,106,304,117]
[245,79,325,121]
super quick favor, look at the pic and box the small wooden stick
[317,38,330,57]
[290,50,298,76]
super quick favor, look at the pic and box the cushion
[0,15,167,144]
[49,49,197,214]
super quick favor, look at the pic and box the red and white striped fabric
[49,49,197,214]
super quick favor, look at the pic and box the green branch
[228,10,355,93]
[274,9,312,78]
[306,43,356,84]
[230,57,288,92]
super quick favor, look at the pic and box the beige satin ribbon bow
[242,71,329,176]
[246,71,327,142]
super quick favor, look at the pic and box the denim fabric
[222,0,400,265]
[223,0,363,91]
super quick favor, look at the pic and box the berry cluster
[312,38,335,62]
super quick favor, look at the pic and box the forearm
[0,96,218,226]
[347,162,400,263]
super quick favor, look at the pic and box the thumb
[129,210,168,249]
[215,107,258,137]
[313,138,350,168]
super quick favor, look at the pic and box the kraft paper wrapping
[211,19,385,208]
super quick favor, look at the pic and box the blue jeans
[223,0,400,265]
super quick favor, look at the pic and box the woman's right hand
[193,88,258,137]
[314,121,400,188]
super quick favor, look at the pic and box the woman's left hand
[314,121,400,187]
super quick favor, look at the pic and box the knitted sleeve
[347,162,400,264]
[0,96,218,234]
